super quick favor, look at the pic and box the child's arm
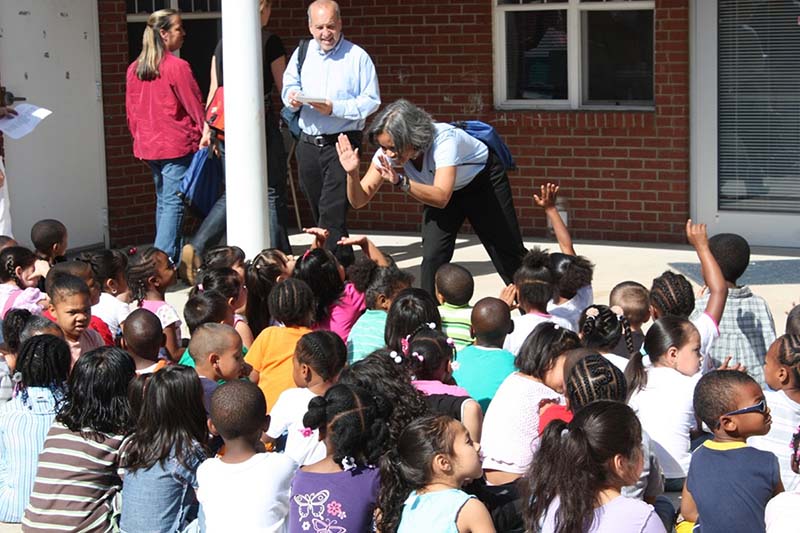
[686,220,727,325]
[456,498,496,533]
[338,235,390,267]
[163,324,181,362]
[303,227,329,250]
[774,478,785,497]
[534,183,575,256]
[679,483,699,523]
[461,399,483,443]
[234,321,254,349]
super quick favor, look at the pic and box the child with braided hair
[764,423,800,532]
[751,334,800,491]
[245,249,296,338]
[0,247,47,319]
[288,384,389,533]
[578,304,635,372]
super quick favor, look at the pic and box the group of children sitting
[0,184,797,533]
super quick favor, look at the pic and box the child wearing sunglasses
[678,370,783,533]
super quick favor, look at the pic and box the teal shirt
[452,345,515,411]
[347,309,387,363]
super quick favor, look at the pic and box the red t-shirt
[43,310,113,347]
[538,404,573,435]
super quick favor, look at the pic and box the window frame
[126,0,221,61]
[492,0,656,111]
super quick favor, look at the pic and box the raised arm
[686,220,727,325]
[534,183,575,256]
[336,134,384,209]
[337,235,390,267]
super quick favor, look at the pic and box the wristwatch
[397,174,411,193]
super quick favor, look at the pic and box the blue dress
[398,488,474,533]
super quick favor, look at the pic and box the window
[494,0,654,109]
[126,0,221,96]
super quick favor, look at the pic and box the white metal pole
[221,0,269,258]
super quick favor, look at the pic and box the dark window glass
[505,10,568,100]
[583,10,653,104]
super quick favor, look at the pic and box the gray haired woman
[337,99,525,295]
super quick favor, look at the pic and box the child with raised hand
[626,316,701,491]
[385,287,442,354]
[127,247,182,361]
[293,230,389,342]
[120,365,208,533]
[379,415,494,533]
[525,401,666,533]
[246,248,296,338]
[267,331,346,466]
[452,297,515,412]
[196,380,297,532]
[650,220,727,373]
[502,248,571,355]
[407,327,484,442]
[610,281,651,357]
[79,249,130,339]
[579,304,635,371]
[22,346,135,532]
[482,322,581,486]
[435,263,475,351]
[120,308,166,374]
[191,267,253,347]
[347,259,413,363]
[680,370,782,532]
[188,323,248,415]
[0,247,47,318]
[45,272,104,365]
[764,424,800,533]
[289,384,389,533]
[246,278,316,411]
[692,232,775,386]
[750,334,800,491]
[0,335,71,522]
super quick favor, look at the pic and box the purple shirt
[289,465,379,533]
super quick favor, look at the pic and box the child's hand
[718,355,747,373]
[303,227,329,249]
[33,259,50,280]
[533,183,559,210]
[685,219,709,250]
[499,284,518,311]
[337,235,368,248]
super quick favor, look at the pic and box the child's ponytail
[627,316,695,397]
[189,267,241,302]
[624,349,647,400]
[406,328,456,381]
[127,247,160,307]
[514,247,554,313]
[580,305,635,357]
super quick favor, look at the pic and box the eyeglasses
[722,398,768,418]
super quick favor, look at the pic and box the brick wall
[99,0,690,247]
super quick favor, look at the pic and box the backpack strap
[297,39,309,76]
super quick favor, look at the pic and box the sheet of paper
[296,95,327,104]
[0,103,53,139]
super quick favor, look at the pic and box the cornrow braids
[268,278,315,327]
[775,334,800,384]
[127,247,161,307]
[649,270,695,318]
[245,249,288,337]
[295,331,347,382]
[580,305,635,358]
[566,353,628,410]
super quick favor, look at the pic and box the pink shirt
[66,329,105,367]
[314,282,366,343]
[412,380,470,397]
[125,52,204,161]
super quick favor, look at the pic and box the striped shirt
[438,303,473,351]
[22,423,124,532]
[346,309,387,363]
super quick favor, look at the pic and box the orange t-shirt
[245,325,312,412]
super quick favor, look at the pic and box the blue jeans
[148,154,193,262]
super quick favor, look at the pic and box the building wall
[98,0,690,247]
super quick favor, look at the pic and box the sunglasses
[722,398,768,418]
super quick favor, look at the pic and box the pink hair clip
[299,427,314,438]
[446,338,455,347]
[389,351,403,364]
[302,249,312,260]
[585,307,600,319]
[197,283,204,292]
[400,337,410,356]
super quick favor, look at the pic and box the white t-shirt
[765,491,800,533]
[266,388,327,467]
[600,351,630,374]
[92,293,131,339]
[628,366,699,479]
[692,312,719,374]
[547,285,593,332]
[749,389,800,491]
[196,452,297,533]
[503,312,573,356]
[371,123,489,191]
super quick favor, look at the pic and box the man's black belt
[300,130,362,147]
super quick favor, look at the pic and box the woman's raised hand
[336,134,360,174]
[376,154,401,185]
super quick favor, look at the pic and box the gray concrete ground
[1,230,797,532]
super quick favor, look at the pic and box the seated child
[22,346,135,531]
[482,322,581,486]
[198,246,253,343]
[46,261,113,345]
[246,278,315,411]
[578,304,635,371]
[266,331,346,466]
[0,309,32,403]
[0,236,18,251]
[121,308,166,374]
[378,415,492,533]
[405,326,483,442]
[192,267,253,348]
[0,335,71,522]
[764,424,800,533]
[245,248,296,338]
[0,247,46,318]
[196,380,297,531]
[18,315,64,344]
[535,183,595,331]
[128,247,182,361]
[289,384,388,533]
[188,323,248,415]
[452,297,516,411]
[680,370,782,532]
[45,272,104,365]
[693,233,775,386]
[178,290,235,368]
[80,249,130,339]
[786,305,800,336]
[30,219,67,291]
[503,248,572,355]
[347,259,413,363]
[120,366,207,533]
[435,263,475,351]
[750,335,800,491]
[384,287,442,354]
[610,281,650,357]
